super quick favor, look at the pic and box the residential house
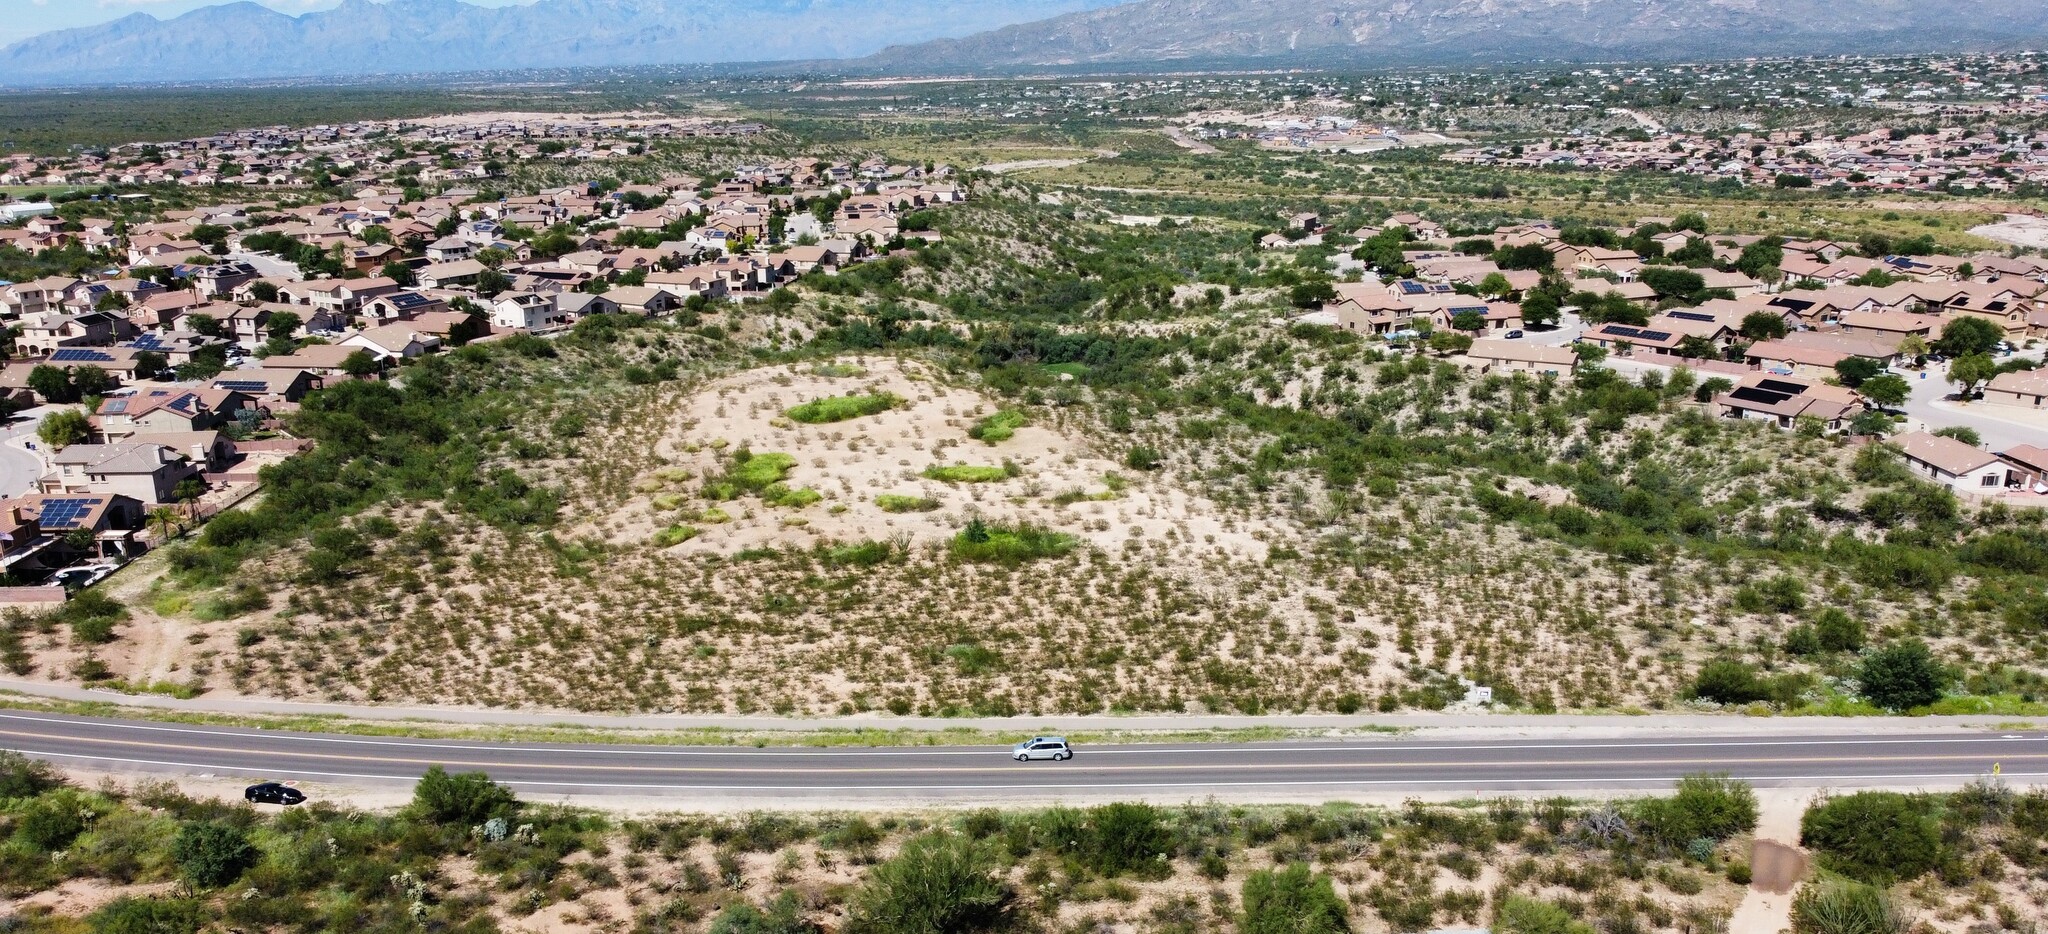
[41,442,204,504]
[1984,369,2048,411]
[417,259,487,289]
[1893,430,2009,493]
[491,291,567,333]
[96,387,240,439]
[338,324,440,361]
[15,311,126,355]
[211,369,322,406]
[605,285,682,316]
[1712,373,1864,431]
[260,344,364,376]
[1467,339,1578,377]
[127,431,234,472]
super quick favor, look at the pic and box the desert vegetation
[0,753,1792,934]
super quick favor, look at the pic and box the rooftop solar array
[1730,386,1793,406]
[36,497,104,530]
[100,400,127,414]
[125,334,170,351]
[1757,378,1808,395]
[1398,281,1426,295]
[50,348,115,363]
[214,380,270,393]
[1668,311,1716,323]
[1599,325,1674,343]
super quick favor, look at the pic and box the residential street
[0,408,52,498]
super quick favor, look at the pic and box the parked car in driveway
[245,782,306,805]
[1011,736,1073,761]
[1504,329,1524,339]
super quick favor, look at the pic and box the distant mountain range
[0,0,1123,85]
[859,0,2048,72]
[4,0,2047,85]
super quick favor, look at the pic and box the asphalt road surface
[5,711,2045,803]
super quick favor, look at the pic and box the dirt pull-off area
[1969,213,2048,249]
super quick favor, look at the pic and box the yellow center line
[6,728,2042,776]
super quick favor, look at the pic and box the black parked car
[245,782,306,805]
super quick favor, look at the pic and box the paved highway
[4,711,2045,803]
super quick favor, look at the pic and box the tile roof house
[339,324,440,361]
[1712,373,1864,431]
[41,442,204,504]
[210,369,322,405]
[1984,368,2048,411]
[1467,339,1578,376]
[1893,430,2009,493]
[96,387,243,438]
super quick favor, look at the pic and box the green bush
[16,792,87,850]
[653,525,700,547]
[171,820,256,888]
[1124,445,1162,471]
[1858,640,1948,711]
[1688,659,1771,705]
[726,451,798,491]
[88,897,206,934]
[1791,879,1910,934]
[949,520,1078,565]
[1635,774,1758,846]
[843,832,1010,934]
[923,463,1017,484]
[762,484,823,508]
[1494,895,1594,934]
[786,392,903,424]
[826,540,895,567]
[1241,863,1348,934]
[409,766,517,826]
[876,494,941,513]
[1801,792,1941,883]
[710,893,819,934]
[968,410,1026,443]
[0,750,63,797]
[1813,608,1866,652]
[1080,802,1173,878]
[1733,575,1805,614]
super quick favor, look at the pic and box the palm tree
[147,507,181,543]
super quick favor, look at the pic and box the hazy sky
[0,0,537,47]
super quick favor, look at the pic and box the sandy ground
[1163,127,1220,154]
[626,357,1267,563]
[1726,789,1815,934]
[1968,213,2048,249]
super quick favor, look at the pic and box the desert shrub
[1124,445,1163,471]
[710,893,819,934]
[843,833,1010,934]
[1687,659,1771,705]
[54,590,129,645]
[786,392,902,424]
[1078,802,1173,878]
[761,484,823,508]
[409,766,517,826]
[1812,608,1866,652]
[171,820,256,888]
[0,750,63,797]
[1635,774,1758,847]
[1858,641,1948,711]
[1733,575,1805,614]
[826,540,894,567]
[876,494,940,513]
[1241,863,1348,934]
[968,410,1026,443]
[15,791,88,850]
[1801,792,1941,883]
[923,463,1018,483]
[945,643,1001,674]
[1494,895,1594,934]
[949,520,1078,565]
[653,525,701,547]
[1790,879,1910,934]
[88,897,206,934]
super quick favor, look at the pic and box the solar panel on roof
[1638,330,1673,343]
[1606,325,1645,339]
[1756,379,1806,394]
[101,400,126,414]
[1730,386,1792,405]
[215,380,269,392]
[1399,281,1425,294]
[50,349,113,363]
[1668,311,1715,322]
